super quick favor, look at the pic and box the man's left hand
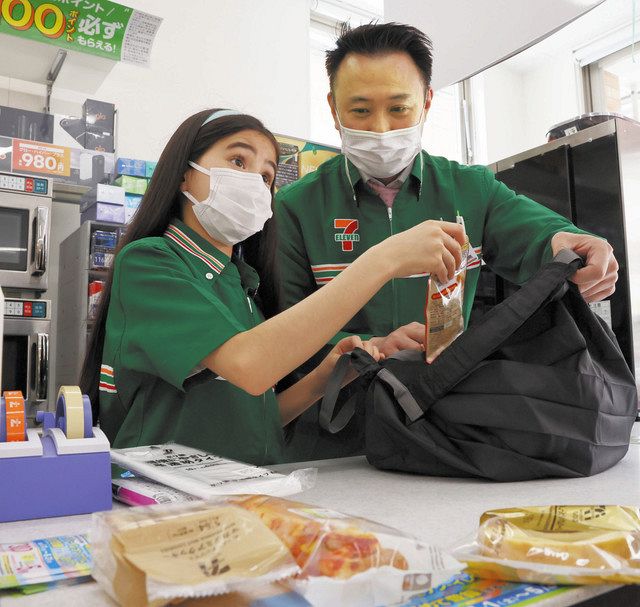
[551,232,618,302]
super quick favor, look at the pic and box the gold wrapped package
[453,506,640,585]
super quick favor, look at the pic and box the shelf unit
[56,221,122,387]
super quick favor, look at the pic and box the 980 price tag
[12,139,70,177]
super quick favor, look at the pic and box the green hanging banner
[0,0,162,65]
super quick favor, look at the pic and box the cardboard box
[0,135,12,172]
[124,194,142,223]
[145,161,157,178]
[0,106,54,143]
[54,115,85,149]
[83,99,115,133]
[81,184,125,209]
[114,175,148,195]
[81,202,125,225]
[82,128,115,153]
[116,158,147,178]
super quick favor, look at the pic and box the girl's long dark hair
[80,109,281,413]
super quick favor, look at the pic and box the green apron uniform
[99,220,284,465]
[275,151,587,460]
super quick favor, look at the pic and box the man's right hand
[370,321,425,357]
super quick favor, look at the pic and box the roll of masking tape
[2,391,26,442]
[56,386,87,439]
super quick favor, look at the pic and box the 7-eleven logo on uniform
[334,218,360,252]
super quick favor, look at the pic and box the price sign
[12,139,70,176]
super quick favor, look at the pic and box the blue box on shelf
[116,157,147,178]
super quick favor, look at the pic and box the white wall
[521,51,582,154]
[471,64,527,164]
[0,1,312,401]
[309,38,339,147]
[472,51,582,165]
[0,0,312,160]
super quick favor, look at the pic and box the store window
[308,0,465,162]
[586,44,640,120]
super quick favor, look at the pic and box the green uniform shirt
[275,151,585,340]
[98,220,284,465]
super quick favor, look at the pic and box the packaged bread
[231,495,408,578]
[92,495,462,607]
[452,505,640,585]
[90,501,298,607]
[229,494,462,607]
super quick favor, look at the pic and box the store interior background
[3,0,638,164]
[1,0,638,396]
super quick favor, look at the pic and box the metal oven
[1,296,50,419]
[0,172,51,292]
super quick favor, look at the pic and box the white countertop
[2,426,640,606]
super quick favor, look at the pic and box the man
[275,22,618,459]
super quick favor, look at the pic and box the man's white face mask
[183,161,273,245]
[337,109,425,179]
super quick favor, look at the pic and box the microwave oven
[0,172,51,292]
[1,296,50,418]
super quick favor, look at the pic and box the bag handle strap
[319,347,427,433]
[318,348,379,433]
[318,354,356,433]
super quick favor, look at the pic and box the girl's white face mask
[183,161,273,245]
[338,111,425,179]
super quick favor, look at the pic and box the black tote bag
[320,250,638,481]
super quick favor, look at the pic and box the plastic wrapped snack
[230,495,462,606]
[91,501,299,607]
[92,496,462,607]
[452,505,640,585]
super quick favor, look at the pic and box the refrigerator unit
[474,117,640,388]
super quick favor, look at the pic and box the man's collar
[360,163,413,189]
[343,152,424,188]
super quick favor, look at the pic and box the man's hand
[551,232,618,302]
[370,321,425,357]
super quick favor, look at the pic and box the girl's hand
[320,335,384,386]
[376,220,467,284]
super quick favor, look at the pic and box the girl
[81,108,465,465]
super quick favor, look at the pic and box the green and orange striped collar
[164,220,229,276]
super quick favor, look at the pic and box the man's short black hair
[326,22,433,91]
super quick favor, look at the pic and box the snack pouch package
[452,505,640,585]
[230,495,463,607]
[90,501,300,607]
[424,231,473,363]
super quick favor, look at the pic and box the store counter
[2,427,640,607]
